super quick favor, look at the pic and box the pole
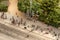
[29,0,32,17]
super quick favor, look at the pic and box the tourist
[24,27,27,29]
[11,17,15,24]
[3,14,7,19]
[31,24,35,28]
[35,25,40,30]
[21,18,23,24]
[1,12,4,19]
[18,21,20,26]
[23,21,26,26]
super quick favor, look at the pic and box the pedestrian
[21,18,23,24]
[24,27,27,29]
[23,21,26,26]
[1,12,4,19]
[26,35,29,38]
[11,17,15,24]
[18,21,20,26]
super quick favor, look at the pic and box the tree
[40,0,59,15]
[38,0,60,28]
[0,0,7,2]
[0,0,8,12]
[0,0,60,28]
[8,0,19,16]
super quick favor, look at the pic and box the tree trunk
[7,0,25,18]
[8,0,19,16]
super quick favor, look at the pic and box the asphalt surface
[0,23,45,40]
[0,23,28,40]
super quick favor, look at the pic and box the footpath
[0,12,60,40]
[0,18,57,40]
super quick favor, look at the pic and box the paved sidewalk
[0,18,56,40]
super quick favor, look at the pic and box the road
[0,23,45,40]
[0,23,29,40]
[0,33,18,40]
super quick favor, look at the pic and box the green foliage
[18,0,40,13]
[18,0,30,13]
[38,0,60,28]
[0,0,7,2]
[0,0,8,12]
[0,4,8,12]
[18,0,60,28]
[40,0,59,14]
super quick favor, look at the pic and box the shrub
[0,4,8,12]
[18,0,60,28]
[0,0,8,12]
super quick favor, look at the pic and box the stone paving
[0,12,60,40]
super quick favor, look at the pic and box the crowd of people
[0,12,60,40]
